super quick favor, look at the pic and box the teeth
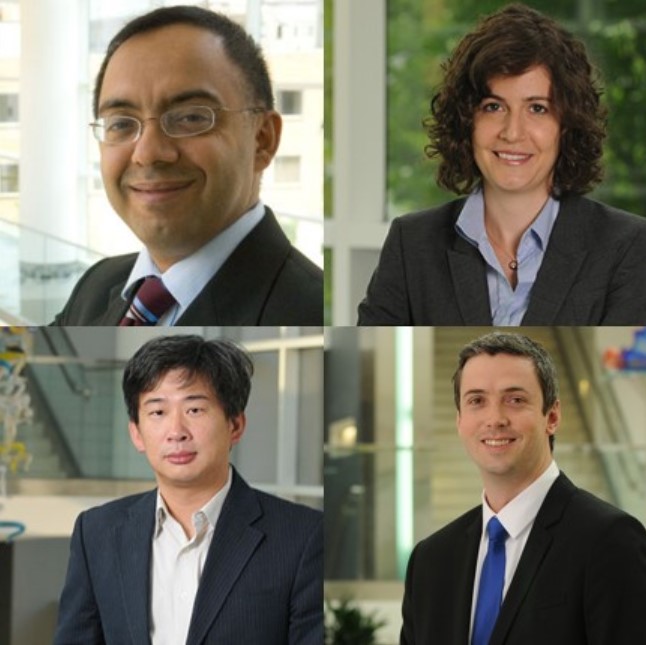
[484,439,512,446]
[497,152,529,161]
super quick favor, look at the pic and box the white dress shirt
[121,201,265,324]
[150,468,232,645]
[469,460,560,639]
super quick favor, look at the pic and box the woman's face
[472,66,561,202]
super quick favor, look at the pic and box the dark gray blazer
[51,208,323,325]
[400,473,646,645]
[358,195,646,325]
[54,468,323,645]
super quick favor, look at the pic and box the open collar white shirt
[469,460,560,639]
[150,467,232,645]
[121,201,265,325]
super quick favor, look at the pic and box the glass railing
[324,443,646,582]
[554,328,646,519]
[0,215,105,325]
[20,356,141,481]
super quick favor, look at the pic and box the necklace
[487,234,518,271]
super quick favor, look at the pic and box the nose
[499,109,526,143]
[165,409,190,443]
[486,403,510,429]
[131,118,180,166]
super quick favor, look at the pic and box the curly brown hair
[424,3,607,197]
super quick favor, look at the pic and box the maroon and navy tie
[119,276,176,326]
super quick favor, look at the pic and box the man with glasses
[51,5,322,326]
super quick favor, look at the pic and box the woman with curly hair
[358,3,646,325]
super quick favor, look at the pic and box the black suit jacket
[54,468,323,645]
[400,473,646,645]
[51,208,323,325]
[358,195,646,325]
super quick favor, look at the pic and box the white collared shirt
[121,201,265,325]
[150,468,232,645]
[469,460,560,639]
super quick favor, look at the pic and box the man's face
[456,353,559,495]
[128,368,245,493]
[97,24,281,270]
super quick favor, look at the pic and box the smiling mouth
[130,181,193,193]
[482,438,516,447]
[494,152,532,163]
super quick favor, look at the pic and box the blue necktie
[472,516,509,645]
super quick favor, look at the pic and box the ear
[228,413,247,447]
[128,420,146,453]
[545,399,561,437]
[254,110,282,172]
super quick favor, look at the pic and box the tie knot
[119,275,176,326]
[487,516,508,544]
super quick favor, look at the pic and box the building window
[0,93,18,122]
[274,156,301,183]
[278,90,303,115]
[0,163,19,192]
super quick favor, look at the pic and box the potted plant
[325,597,386,645]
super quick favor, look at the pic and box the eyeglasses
[90,104,265,145]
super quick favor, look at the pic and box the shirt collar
[456,190,559,252]
[154,465,233,538]
[481,460,560,540]
[121,201,266,309]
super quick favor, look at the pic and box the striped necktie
[472,516,509,645]
[119,276,176,326]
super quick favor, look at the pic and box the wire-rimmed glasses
[90,105,265,145]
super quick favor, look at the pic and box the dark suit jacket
[51,208,323,325]
[358,195,646,325]
[400,473,646,645]
[54,469,323,645]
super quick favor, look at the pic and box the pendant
[508,260,518,271]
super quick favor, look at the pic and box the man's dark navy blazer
[54,468,323,645]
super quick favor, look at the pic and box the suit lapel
[523,196,588,324]
[91,283,130,324]
[113,492,156,645]
[178,208,292,325]
[490,473,576,645]
[186,471,264,645]
[447,237,492,324]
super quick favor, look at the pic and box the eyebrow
[483,93,552,103]
[98,89,224,115]
[141,393,212,407]
[462,386,529,398]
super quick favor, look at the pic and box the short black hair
[93,5,274,118]
[123,335,253,424]
[452,332,559,450]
